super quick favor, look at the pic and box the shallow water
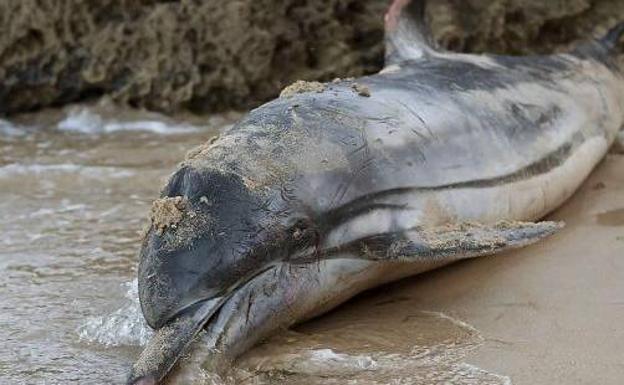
[0,103,233,384]
[232,310,511,385]
[0,103,510,384]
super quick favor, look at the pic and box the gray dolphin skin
[127,1,624,383]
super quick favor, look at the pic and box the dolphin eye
[285,218,322,264]
[289,218,318,244]
[290,219,309,238]
[292,226,306,241]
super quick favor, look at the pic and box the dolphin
[127,1,624,383]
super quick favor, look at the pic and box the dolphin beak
[126,296,225,385]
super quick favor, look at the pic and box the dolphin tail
[384,0,437,65]
[304,221,563,264]
[599,21,624,52]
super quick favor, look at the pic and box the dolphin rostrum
[127,1,624,383]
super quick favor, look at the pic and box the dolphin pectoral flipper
[318,221,564,264]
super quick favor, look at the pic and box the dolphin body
[128,1,624,383]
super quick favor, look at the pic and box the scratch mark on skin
[410,136,427,163]
[328,129,374,210]
[290,107,312,137]
[397,100,436,141]
[350,132,371,158]
[254,196,275,213]
[279,183,297,203]
[318,105,398,126]
[330,156,376,210]
[245,289,254,326]
[407,126,427,141]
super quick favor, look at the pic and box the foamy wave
[0,118,28,137]
[242,346,512,385]
[78,279,153,346]
[57,106,200,134]
[266,348,377,376]
[239,311,512,385]
[0,163,135,178]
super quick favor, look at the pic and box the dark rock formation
[0,0,622,115]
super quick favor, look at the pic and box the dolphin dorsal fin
[384,0,436,65]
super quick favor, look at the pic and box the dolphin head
[138,164,319,329]
[129,95,373,384]
[130,159,326,384]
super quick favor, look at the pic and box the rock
[0,0,622,115]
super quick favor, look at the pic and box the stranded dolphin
[128,1,624,383]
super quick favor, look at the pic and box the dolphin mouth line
[166,262,279,327]
[128,264,279,385]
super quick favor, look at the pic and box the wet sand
[276,153,624,384]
